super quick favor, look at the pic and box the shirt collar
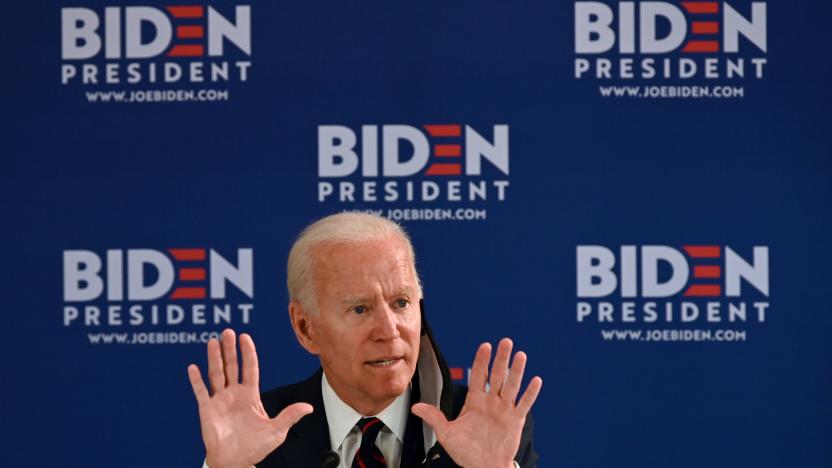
[321,371,410,450]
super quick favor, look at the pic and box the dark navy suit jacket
[256,369,538,468]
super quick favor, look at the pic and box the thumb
[411,403,448,432]
[271,402,314,435]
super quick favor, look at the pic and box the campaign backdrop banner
[3,1,831,466]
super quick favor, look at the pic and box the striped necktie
[352,417,387,468]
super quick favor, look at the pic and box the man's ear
[289,301,320,355]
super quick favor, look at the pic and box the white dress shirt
[321,372,409,468]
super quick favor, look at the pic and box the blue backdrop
[3,0,831,466]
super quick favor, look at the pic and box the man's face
[303,235,421,414]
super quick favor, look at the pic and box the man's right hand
[187,329,314,468]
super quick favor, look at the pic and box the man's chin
[365,370,413,397]
[368,382,408,404]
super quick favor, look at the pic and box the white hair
[287,212,421,312]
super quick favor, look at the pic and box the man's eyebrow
[340,295,371,305]
[395,288,417,297]
[387,288,417,300]
[340,289,417,305]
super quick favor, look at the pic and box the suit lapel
[285,370,331,467]
[258,370,332,468]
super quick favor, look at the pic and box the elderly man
[188,213,542,467]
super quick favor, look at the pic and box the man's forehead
[312,236,412,267]
[311,237,419,291]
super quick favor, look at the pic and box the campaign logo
[576,245,770,342]
[62,248,254,344]
[61,5,251,103]
[317,124,509,221]
[574,1,767,98]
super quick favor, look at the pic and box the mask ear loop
[417,297,454,419]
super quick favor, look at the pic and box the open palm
[188,330,313,468]
[412,339,542,468]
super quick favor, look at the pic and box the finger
[468,342,492,394]
[239,333,259,388]
[221,328,239,385]
[503,351,527,403]
[207,337,225,394]
[411,403,449,435]
[490,338,513,396]
[187,364,210,404]
[271,402,314,435]
[516,376,543,416]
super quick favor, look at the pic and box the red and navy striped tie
[352,417,387,468]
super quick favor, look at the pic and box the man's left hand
[412,338,542,468]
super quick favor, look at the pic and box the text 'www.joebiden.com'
[87,331,223,344]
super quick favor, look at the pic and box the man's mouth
[366,357,402,367]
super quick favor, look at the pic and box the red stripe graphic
[683,245,721,258]
[693,265,721,279]
[435,144,461,157]
[170,287,207,299]
[169,248,206,261]
[683,284,722,297]
[168,44,205,57]
[681,2,719,14]
[166,6,204,18]
[683,41,719,53]
[425,163,462,175]
[177,25,204,39]
[692,21,719,34]
[450,367,464,380]
[423,125,461,137]
[179,268,206,281]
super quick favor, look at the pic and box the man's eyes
[350,299,409,314]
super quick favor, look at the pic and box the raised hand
[187,329,313,468]
[411,338,542,468]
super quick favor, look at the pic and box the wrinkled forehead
[310,236,420,298]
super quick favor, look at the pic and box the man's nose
[372,304,400,340]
